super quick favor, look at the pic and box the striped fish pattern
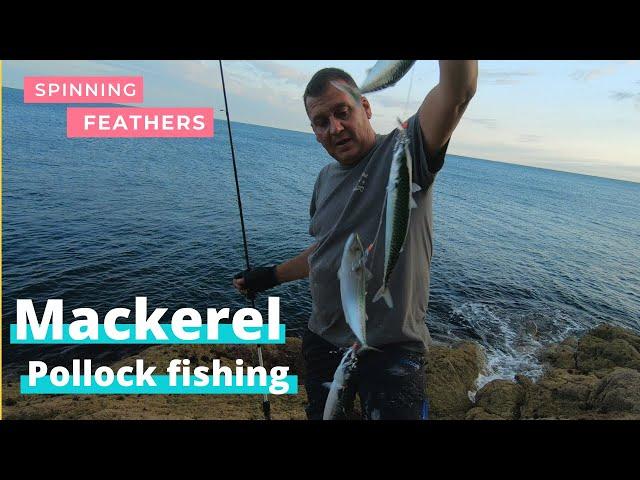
[373,119,421,309]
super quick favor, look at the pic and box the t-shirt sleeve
[308,173,320,237]
[407,113,450,189]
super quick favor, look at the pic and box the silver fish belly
[338,232,371,347]
[373,120,421,309]
[323,346,358,420]
[360,60,416,94]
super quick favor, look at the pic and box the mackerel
[372,119,421,308]
[359,60,416,94]
[338,232,373,348]
[323,346,358,420]
[329,60,416,107]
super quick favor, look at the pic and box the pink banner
[67,108,214,138]
[24,76,144,103]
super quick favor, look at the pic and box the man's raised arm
[418,60,478,162]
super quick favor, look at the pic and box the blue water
[3,87,640,385]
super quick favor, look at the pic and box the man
[234,61,478,420]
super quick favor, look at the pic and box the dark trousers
[302,329,429,420]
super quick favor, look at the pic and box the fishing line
[402,66,415,121]
[218,60,271,421]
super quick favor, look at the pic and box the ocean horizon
[241,121,640,186]
[5,86,638,185]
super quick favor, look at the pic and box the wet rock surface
[469,325,640,420]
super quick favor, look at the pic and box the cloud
[609,90,640,110]
[242,61,309,87]
[518,134,542,143]
[93,60,164,77]
[370,94,421,111]
[4,60,122,77]
[449,139,640,184]
[465,117,497,129]
[610,91,637,101]
[571,66,617,81]
[480,70,536,85]
[492,79,522,85]
[86,60,223,91]
[162,60,221,89]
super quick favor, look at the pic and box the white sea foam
[449,302,586,392]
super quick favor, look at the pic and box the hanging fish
[329,60,416,107]
[373,119,421,309]
[338,232,375,349]
[323,345,359,420]
[359,60,416,94]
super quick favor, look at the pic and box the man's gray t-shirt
[308,114,448,352]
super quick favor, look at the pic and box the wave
[432,301,587,391]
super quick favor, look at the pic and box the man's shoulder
[316,162,334,180]
[312,162,334,192]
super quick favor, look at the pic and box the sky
[3,59,640,183]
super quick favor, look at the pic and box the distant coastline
[219,121,640,187]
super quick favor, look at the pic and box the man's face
[306,81,375,166]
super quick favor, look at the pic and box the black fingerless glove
[234,266,280,297]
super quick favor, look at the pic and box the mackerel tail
[372,285,394,309]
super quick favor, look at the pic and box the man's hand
[233,266,280,299]
[232,243,317,298]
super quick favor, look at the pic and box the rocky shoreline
[468,324,640,420]
[3,324,639,420]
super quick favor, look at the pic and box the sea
[3,86,639,387]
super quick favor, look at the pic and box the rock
[425,341,486,419]
[515,374,534,389]
[475,379,525,419]
[522,325,640,419]
[465,407,505,420]
[590,368,640,414]
[539,337,577,369]
[588,324,640,351]
[576,325,640,374]
[520,368,599,419]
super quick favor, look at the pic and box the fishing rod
[218,60,271,421]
